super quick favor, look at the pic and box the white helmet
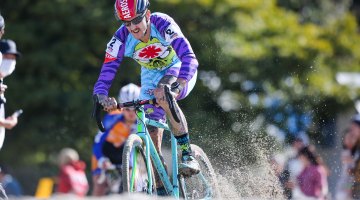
[58,148,79,166]
[118,83,140,103]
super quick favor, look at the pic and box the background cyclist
[91,83,140,196]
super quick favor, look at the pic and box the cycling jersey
[91,112,136,175]
[93,12,199,122]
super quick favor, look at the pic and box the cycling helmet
[118,83,141,103]
[58,148,79,166]
[114,0,150,21]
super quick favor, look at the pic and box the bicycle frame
[93,94,215,199]
[132,106,180,198]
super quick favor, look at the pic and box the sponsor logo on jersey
[104,53,117,63]
[138,45,162,59]
[145,88,154,96]
[133,38,176,70]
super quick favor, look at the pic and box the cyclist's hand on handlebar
[98,94,117,112]
[170,78,186,95]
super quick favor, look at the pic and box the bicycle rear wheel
[180,144,220,199]
[122,134,156,194]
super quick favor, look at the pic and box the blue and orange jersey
[91,111,136,175]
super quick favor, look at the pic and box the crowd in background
[271,133,330,200]
[271,114,360,200]
[334,114,360,200]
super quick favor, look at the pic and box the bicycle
[93,86,220,199]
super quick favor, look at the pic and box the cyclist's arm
[154,14,199,84]
[93,27,128,96]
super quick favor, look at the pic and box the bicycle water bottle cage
[164,85,181,123]
[92,94,106,132]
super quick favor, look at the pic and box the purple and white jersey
[93,12,199,100]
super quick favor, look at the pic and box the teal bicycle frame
[93,94,215,199]
[131,106,180,198]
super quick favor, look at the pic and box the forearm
[93,61,121,95]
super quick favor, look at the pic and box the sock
[157,186,167,196]
[175,134,192,156]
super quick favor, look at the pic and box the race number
[164,23,183,42]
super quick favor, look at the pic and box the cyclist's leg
[154,71,200,176]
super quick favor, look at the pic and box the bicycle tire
[122,134,156,194]
[180,144,220,199]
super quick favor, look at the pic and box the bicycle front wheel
[122,134,156,194]
[180,144,220,199]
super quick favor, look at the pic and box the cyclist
[91,83,140,196]
[93,0,199,183]
[0,39,21,148]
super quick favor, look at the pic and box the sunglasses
[122,12,146,27]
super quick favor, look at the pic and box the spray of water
[192,112,286,200]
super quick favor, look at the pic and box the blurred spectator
[56,148,89,197]
[295,146,328,200]
[0,13,4,39]
[0,39,21,150]
[349,114,360,199]
[0,165,22,197]
[282,135,307,199]
[0,39,20,79]
[0,13,18,200]
[335,129,357,200]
